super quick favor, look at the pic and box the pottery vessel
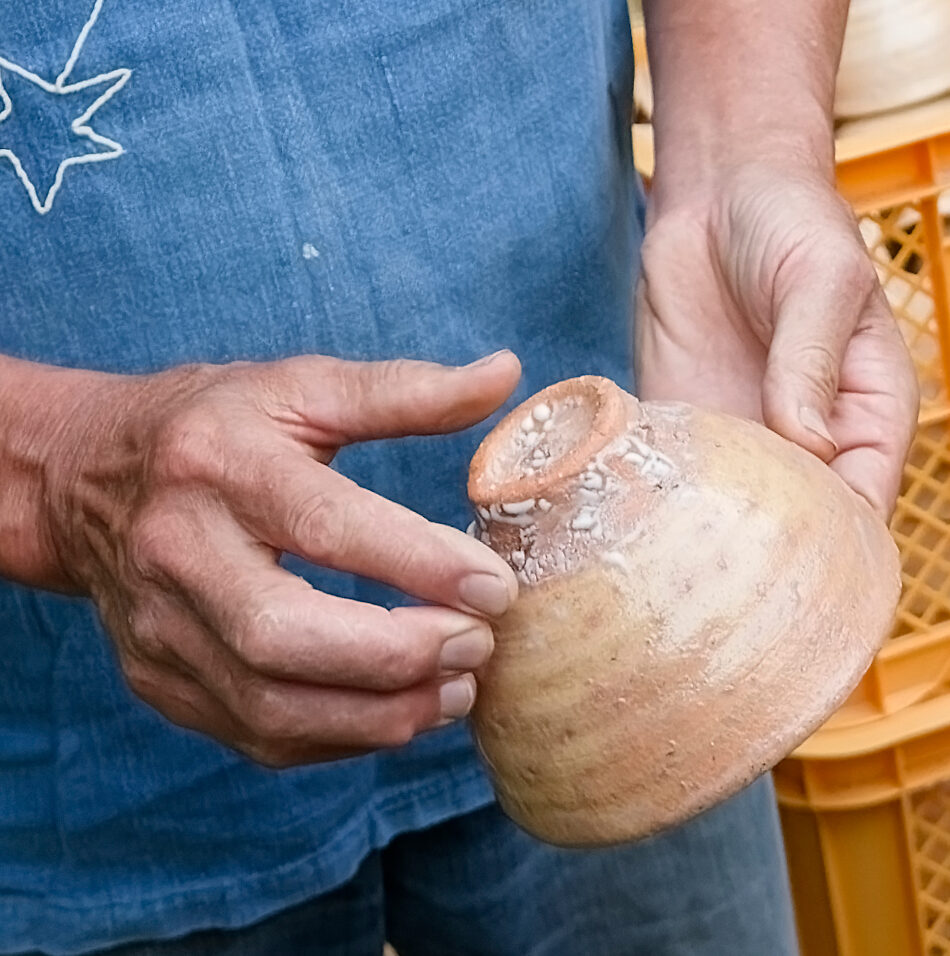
[835,0,950,119]
[467,376,901,847]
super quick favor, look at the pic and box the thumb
[761,253,871,462]
[269,349,522,444]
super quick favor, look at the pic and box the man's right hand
[3,350,521,767]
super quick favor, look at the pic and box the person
[0,0,918,953]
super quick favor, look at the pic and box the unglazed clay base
[467,376,901,847]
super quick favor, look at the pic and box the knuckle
[380,539,420,580]
[307,360,356,428]
[840,248,878,293]
[289,489,353,561]
[122,657,154,699]
[127,509,184,579]
[370,713,418,750]
[786,228,875,291]
[359,692,430,749]
[243,363,307,420]
[219,359,256,378]
[799,341,839,387]
[241,681,293,740]
[240,740,299,769]
[374,637,431,690]
[125,605,167,658]
[376,359,419,396]
[151,405,226,486]
[907,369,922,419]
[776,341,840,406]
[380,357,413,380]
[121,657,177,713]
[233,606,284,673]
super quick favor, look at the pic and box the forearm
[0,355,112,590]
[642,0,849,207]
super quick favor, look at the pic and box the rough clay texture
[467,376,901,848]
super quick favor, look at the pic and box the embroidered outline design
[0,0,131,215]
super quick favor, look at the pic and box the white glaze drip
[532,402,552,423]
[501,498,536,516]
[571,509,599,532]
[480,403,682,585]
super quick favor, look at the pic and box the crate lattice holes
[860,199,949,413]
[912,782,950,954]
[893,419,950,641]
[774,104,950,956]
[825,184,950,730]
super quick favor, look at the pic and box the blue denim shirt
[0,1,643,951]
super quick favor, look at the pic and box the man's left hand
[636,161,919,517]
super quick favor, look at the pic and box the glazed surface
[469,379,901,846]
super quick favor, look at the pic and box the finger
[762,244,878,461]
[225,449,517,618]
[831,446,901,520]
[121,652,376,766]
[118,647,244,745]
[259,350,522,445]
[828,319,919,517]
[227,673,476,765]
[139,510,496,688]
[210,656,475,761]
[141,614,477,762]
[202,559,495,690]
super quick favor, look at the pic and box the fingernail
[465,349,513,369]
[799,406,838,452]
[458,571,514,617]
[440,626,494,672]
[440,674,476,719]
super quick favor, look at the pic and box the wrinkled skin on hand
[637,162,919,517]
[41,351,522,767]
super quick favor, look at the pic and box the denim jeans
[84,779,797,956]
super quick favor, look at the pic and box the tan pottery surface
[467,376,901,847]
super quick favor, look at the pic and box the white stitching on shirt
[58,0,110,86]
[0,0,131,215]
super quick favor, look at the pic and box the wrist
[0,357,134,591]
[650,106,835,217]
[642,0,844,217]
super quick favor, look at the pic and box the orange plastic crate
[839,416,950,729]
[776,694,950,956]
[824,101,950,730]
[775,105,950,955]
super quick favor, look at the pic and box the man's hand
[3,350,521,766]
[636,163,918,516]
[639,0,919,518]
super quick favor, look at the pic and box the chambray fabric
[0,0,795,953]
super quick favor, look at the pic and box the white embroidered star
[0,0,131,215]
